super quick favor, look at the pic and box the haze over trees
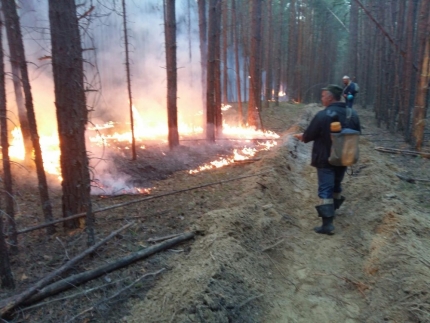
[0,0,429,298]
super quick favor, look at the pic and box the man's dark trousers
[317,166,347,199]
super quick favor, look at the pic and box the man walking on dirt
[342,75,358,108]
[293,85,361,235]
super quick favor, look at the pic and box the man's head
[342,75,350,86]
[321,84,342,107]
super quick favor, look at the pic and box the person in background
[342,75,358,108]
[293,85,361,235]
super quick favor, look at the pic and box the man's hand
[293,133,304,142]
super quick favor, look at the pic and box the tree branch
[0,222,133,317]
[22,231,195,306]
[15,172,269,235]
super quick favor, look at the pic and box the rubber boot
[334,196,346,210]
[314,204,335,235]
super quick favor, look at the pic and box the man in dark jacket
[342,76,358,108]
[293,84,361,235]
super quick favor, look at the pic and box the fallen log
[22,232,194,307]
[147,233,182,243]
[0,222,133,317]
[16,171,269,236]
[375,146,430,158]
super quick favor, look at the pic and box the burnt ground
[1,102,430,323]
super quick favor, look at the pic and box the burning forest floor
[1,102,430,323]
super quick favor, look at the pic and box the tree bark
[222,0,228,104]
[0,15,17,253]
[390,0,407,130]
[247,0,262,128]
[48,0,93,244]
[122,0,137,160]
[264,0,273,109]
[0,214,14,289]
[164,0,180,149]
[232,0,243,125]
[412,0,430,150]
[400,0,418,135]
[287,0,296,102]
[206,0,218,141]
[274,0,285,106]
[198,0,207,114]
[2,0,55,235]
[349,0,359,80]
[0,18,14,288]
[295,1,303,103]
[214,0,222,135]
[3,6,32,163]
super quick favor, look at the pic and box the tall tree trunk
[164,0,180,149]
[295,3,303,103]
[247,0,262,128]
[0,18,15,289]
[214,0,222,135]
[391,0,406,131]
[363,8,377,109]
[2,0,55,235]
[400,0,418,135]
[206,0,218,141]
[221,0,228,104]
[412,0,430,150]
[0,18,16,253]
[198,0,207,115]
[349,0,359,80]
[3,5,32,163]
[122,0,136,160]
[274,0,285,106]
[187,0,192,63]
[384,0,396,130]
[374,2,384,127]
[232,0,243,125]
[287,0,296,101]
[0,214,14,289]
[48,0,93,245]
[264,0,273,109]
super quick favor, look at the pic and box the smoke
[10,0,203,128]
[82,0,203,124]
[7,0,205,194]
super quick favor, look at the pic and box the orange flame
[8,107,280,186]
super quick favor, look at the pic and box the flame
[221,104,231,111]
[9,127,62,180]
[189,140,277,174]
[222,123,279,139]
[10,127,25,160]
[7,106,280,189]
[89,106,203,146]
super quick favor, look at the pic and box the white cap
[342,75,350,79]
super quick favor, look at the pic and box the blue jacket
[343,82,358,96]
[302,102,361,168]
